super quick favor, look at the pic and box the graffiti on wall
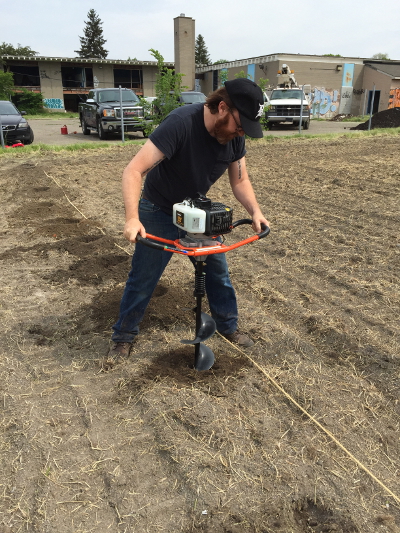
[339,87,353,114]
[310,88,339,118]
[388,88,400,109]
[43,98,64,109]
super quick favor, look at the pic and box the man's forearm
[231,178,263,216]
[122,167,143,221]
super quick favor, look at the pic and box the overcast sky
[1,0,399,63]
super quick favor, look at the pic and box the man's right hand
[123,217,146,243]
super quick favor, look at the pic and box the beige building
[1,55,172,111]
[196,54,400,117]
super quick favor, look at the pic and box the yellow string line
[44,171,105,235]
[218,333,400,506]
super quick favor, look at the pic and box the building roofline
[364,61,400,79]
[0,55,174,66]
[363,59,400,65]
[196,53,387,73]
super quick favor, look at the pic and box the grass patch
[0,139,146,157]
[261,126,400,142]
[342,114,370,122]
[311,115,369,122]
[26,111,79,120]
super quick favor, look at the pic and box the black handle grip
[136,235,168,251]
[232,219,270,239]
[232,218,253,228]
[258,223,271,239]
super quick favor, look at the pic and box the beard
[213,114,238,145]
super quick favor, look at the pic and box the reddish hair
[205,87,234,114]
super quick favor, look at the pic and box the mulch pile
[351,107,400,130]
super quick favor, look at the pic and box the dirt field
[0,133,399,532]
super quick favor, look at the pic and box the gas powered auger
[137,196,270,371]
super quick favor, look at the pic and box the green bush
[11,88,45,114]
[0,71,14,100]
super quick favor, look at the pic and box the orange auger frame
[137,219,270,256]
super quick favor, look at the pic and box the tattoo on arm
[237,159,242,179]
[142,156,166,176]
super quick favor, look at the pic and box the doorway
[366,90,380,114]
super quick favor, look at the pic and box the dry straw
[218,332,400,506]
[44,168,400,507]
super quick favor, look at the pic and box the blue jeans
[111,198,238,342]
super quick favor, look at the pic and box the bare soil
[0,134,399,533]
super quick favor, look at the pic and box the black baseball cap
[225,78,264,138]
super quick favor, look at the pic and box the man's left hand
[252,212,270,234]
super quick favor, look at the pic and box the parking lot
[28,117,363,145]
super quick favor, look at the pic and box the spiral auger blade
[180,312,216,344]
[194,343,215,371]
[180,259,216,371]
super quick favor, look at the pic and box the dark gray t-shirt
[144,103,246,214]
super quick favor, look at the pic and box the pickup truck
[266,87,311,129]
[79,88,149,139]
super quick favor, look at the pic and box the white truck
[266,65,311,130]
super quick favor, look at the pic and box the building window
[213,70,219,91]
[114,68,142,93]
[7,65,40,88]
[61,67,93,89]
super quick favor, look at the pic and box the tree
[219,69,229,86]
[257,77,269,93]
[141,49,184,135]
[75,9,108,59]
[213,59,229,65]
[372,53,390,60]
[0,42,38,57]
[0,71,14,99]
[323,53,342,57]
[195,35,211,66]
[234,70,251,79]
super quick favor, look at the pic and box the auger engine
[173,195,233,247]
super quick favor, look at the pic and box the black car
[0,101,34,145]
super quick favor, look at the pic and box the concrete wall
[37,61,64,109]
[142,66,158,96]
[92,64,113,89]
[174,15,195,90]
[362,65,393,113]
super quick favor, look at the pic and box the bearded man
[107,78,269,360]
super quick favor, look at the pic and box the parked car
[0,101,34,145]
[153,91,207,116]
[78,88,149,139]
[177,91,207,104]
[143,96,158,104]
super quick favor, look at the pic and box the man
[107,78,269,360]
